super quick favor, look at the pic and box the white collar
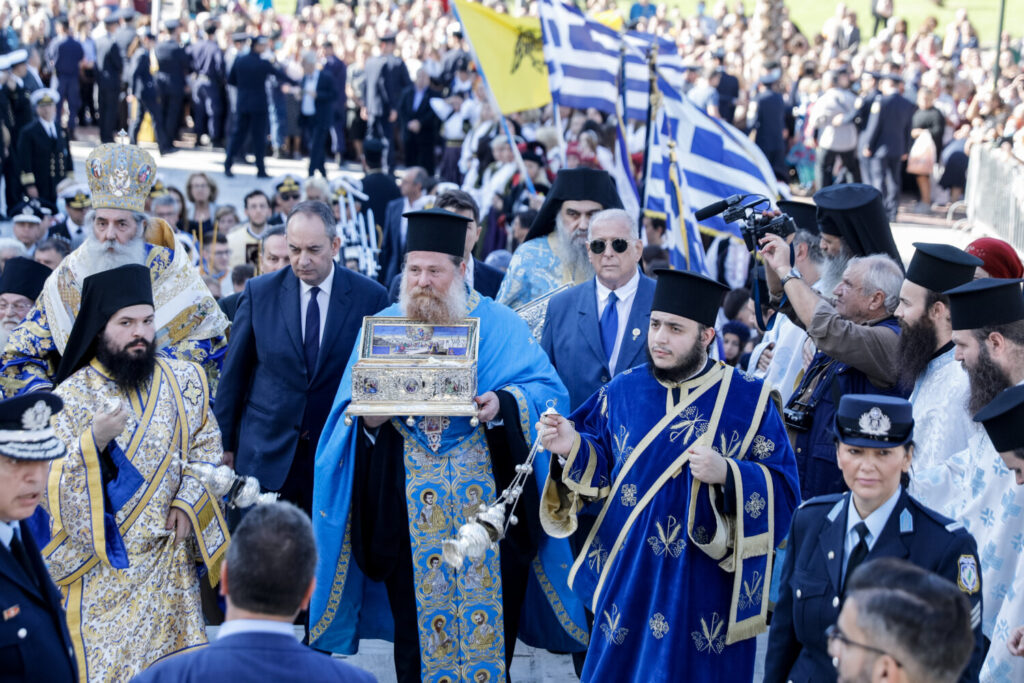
[299,263,335,299]
[847,486,902,545]
[595,269,641,303]
[0,520,16,549]
[217,619,298,640]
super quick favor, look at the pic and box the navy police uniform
[154,27,189,154]
[765,395,986,683]
[188,34,227,146]
[45,35,84,138]
[127,36,165,150]
[752,85,787,178]
[224,44,295,178]
[0,393,77,683]
[93,25,123,144]
[862,81,916,219]
[362,39,411,170]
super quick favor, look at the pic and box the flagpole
[451,2,537,196]
[638,44,658,199]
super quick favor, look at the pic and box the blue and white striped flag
[538,0,683,121]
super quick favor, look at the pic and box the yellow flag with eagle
[452,0,551,114]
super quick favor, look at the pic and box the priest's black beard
[967,343,1012,415]
[896,315,939,393]
[95,332,156,393]
[645,341,706,384]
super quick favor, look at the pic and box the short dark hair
[363,139,384,168]
[261,224,287,244]
[846,558,974,683]
[722,288,751,320]
[287,200,336,240]
[202,232,228,246]
[244,190,269,210]
[225,502,317,617]
[435,189,480,224]
[971,319,1024,348]
[231,263,255,287]
[35,238,71,257]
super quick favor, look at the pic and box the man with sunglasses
[270,175,304,226]
[496,168,623,309]
[541,208,654,410]
[830,558,975,683]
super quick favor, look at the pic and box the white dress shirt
[299,265,334,345]
[44,120,57,138]
[0,520,17,549]
[301,71,318,117]
[464,255,475,288]
[216,618,298,640]
[595,270,641,375]
[841,486,902,583]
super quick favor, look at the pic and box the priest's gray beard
[555,213,594,279]
[79,228,147,278]
[818,243,853,295]
[399,272,469,324]
[966,343,1012,415]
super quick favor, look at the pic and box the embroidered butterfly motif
[600,604,629,645]
[647,516,685,558]
[691,613,726,654]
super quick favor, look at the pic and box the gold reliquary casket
[344,317,480,427]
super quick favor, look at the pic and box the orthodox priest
[310,209,586,683]
[893,243,981,474]
[39,264,230,682]
[0,140,228,397]
[538,270,800,682]
[495,168,622,309]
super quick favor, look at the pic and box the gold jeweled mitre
[85,133,157,212]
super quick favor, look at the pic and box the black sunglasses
[589,238,631,255]
[281,192,301,201]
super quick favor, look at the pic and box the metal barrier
[966,144,1024,247]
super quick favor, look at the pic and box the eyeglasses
[280,193,301,201]
[0,300,32,315]
[589,238,631,255]
[825,624,902,669]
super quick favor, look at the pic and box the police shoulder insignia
[957,555,980,595]
[946,521,964,533]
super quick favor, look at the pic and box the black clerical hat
[814,183,902,266]
[945,278,1024,331]
[0,392,66,461]
[55,265,154,384]
[974,385,1024,452]
[525,168,623,242]
[777,200,819,235]
[834,394,914,448]
[0,257,51,301]
[404,209,470,259]
[651,269,728,327]
[905,243,982,293]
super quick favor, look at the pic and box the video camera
[695,194,797,253]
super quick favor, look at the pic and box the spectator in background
[721,320,751,367]
[0,239,27,272]
[218,264,257,322]
[214,205,240,234]
[629,0,657,25]
[186,172,219,237]
[10,213,47,257]
[909,87,945,213]
[965,237,1024,280]
[32,237,70,269]
[202,233,232,294]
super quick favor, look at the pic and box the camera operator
[760,231,906,500]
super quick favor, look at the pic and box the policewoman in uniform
[764,394,986,682]
[0,392,76,682]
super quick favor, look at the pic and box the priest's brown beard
[95,332,156,393]
[645,341,706,384]
[896,315,939,393]
[966,343,1012,415]
[399,276,468,324]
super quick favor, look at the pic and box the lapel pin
[631,328,641,340]
[3,605,20,621]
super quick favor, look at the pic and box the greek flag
[538,0,682,120]
[649,84,781,242]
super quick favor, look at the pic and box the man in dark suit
[16,89,73,205]
[713,50,739,125]
[386,189,504,302]
[215,201,388,516]
[187,20,226,148]
[321,40,347,166]
[129,502,374,683]
[93,12,123,144]
[297,51,338,179]
[360,138,400,234]
[224,37,295,178]
[362,33,411,171]
[0,392,77,683]
[751,70,788,179]
[127,30,166,150]
[862,73,916,220]
[399,67,441,174]
[154,20,189,155]
[541,208,654,410]
[377,166,428,286]
[45,17,84,139]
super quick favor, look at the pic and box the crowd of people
[1,1,1024,683]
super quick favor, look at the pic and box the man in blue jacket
[130,502,375,682]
